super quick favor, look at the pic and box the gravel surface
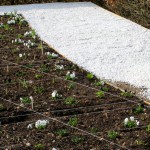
[0,2,150,100]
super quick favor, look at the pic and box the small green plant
[20,97,31,104]
[15,71,26,77]
[56,129,69,137]
[133,105,144,114]
[0,104,5,111]
[96,91,105,98]
[40,64,49,73]
[20,79,29,88]
[3,24,11,31]
[64,97,78,106]
[95,80,105,86]
[34,143,44,150]
[71,136,84,143]
[86,73,94,79]
[90,127,98,134]
[101,87,109,92]
[121,91,133,98]
[68,117,78,127]
[67,82,76,90]
[135,140,146,146]
[35,74,42,79]
[146,124,150,132]
[124,117,139,128]
[34,86,44,94]
[107,130,118,140]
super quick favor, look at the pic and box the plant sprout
[64,97,78,106]
[96,91,105,98]
[107,130,118,139]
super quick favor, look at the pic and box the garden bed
[0,12,150,150]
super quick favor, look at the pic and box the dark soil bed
[0,12,150,150]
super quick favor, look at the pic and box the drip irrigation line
[0,112,36,120]
[0,97,130,150]
[54,107,134,118]
[1,59,145,107]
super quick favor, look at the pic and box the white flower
[27,123,33,129]
[28,80,33,84]
[130,116,134,121]
[29,96,33,100]
[52,148,57,150]
[19,54,23,58]
[35,120,49,129]
[20,97,23,101]
[124,118,128,125]
[70,71,76,79]
[136,120,140,126]
[51,53,58,58]
[52,90,58,98]
[66,71,70,76]
[55,65,64,70]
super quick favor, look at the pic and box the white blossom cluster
[51,90,62,98]
[24,31,36,39]
[23,40,34,48]
[66,71,76,79]
[0,23,3,28]
[124,116,140,126]
[12,38,24,44]
[7,19,16,25]
[19,53,26,58]
[35,120,49,129]
[55,64,64,70]
[45,52,59,58]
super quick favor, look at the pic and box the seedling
[121,91,133,98]
[135,140,146,146]
[0,104,5,111]
[90,127,98,134]
[86,73,94,79]
[96,91,105,98]
[35,74,42,79]
[101,87,109,92]
[146,124,150,132]
[34,143,44,150]
[38,41,44,55]
[71,136,84,143]
[15,71,26,77]
[40,64,49,73]
[34,86,44,94]
[133,104,144,114]
[46,52,58,60]
[64,97,78,106]
[56,129,69,137]
[19,79,29,88]
[107,130,118,140]
[95,80,105,86]
[67,82,76,90]
[68,117,78,127]
[20,97,31,104]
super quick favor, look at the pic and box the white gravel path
[0,2,150,100]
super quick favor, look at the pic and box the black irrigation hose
[0,97,130,150]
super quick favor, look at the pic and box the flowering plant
[124,116,139,128]
[35,120,49,129]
